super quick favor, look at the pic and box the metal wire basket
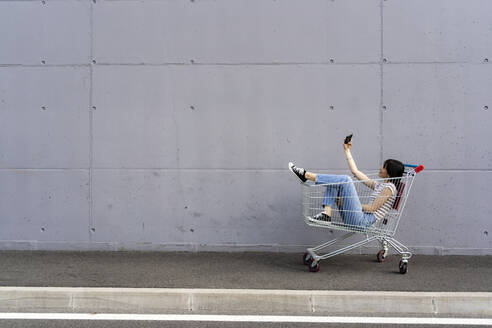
[301,164,424,274]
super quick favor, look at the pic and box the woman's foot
[288,162,307,182]
[313,212,331,222]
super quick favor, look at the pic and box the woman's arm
[362,187,393,213]
[343,141,374,189]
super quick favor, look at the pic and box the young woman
[289,139,404,228]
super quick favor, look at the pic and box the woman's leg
[301,171,335,217]
[315,174,364,225]
[289,164,368,226]
[305,171,317,181]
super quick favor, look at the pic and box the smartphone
[344,134,353,144]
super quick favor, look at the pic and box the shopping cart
[301,164,424,274]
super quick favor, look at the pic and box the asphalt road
[0,320,487,328]
[1,251,491,292]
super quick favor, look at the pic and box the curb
[1,287,491,317]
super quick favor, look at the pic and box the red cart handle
[404,163,424,173]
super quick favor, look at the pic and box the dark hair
[383,159,405,192]
[383,159,404,179]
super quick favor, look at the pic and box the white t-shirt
[370,181,397,222]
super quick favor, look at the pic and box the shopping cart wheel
[303,252,313,265]
[377,250,389,263]
[308,262,320,273]
[399,260,408,274]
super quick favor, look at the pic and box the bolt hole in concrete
[330,59,334,63]
[91,228,96,232]
[382,105,387,110]
[484,106,489,110]
[329,106,334,110]
[383,58,388,63]
[41,60,46,64]
[41,106,46,111]
[41,227,45,232]
[485,230,489,236]
[484,58,489,63]
[190,106,196,110]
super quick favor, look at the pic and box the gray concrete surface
[1,322,487,328]
[2,287,492,317]
[0,251,491,292]
[1,251,491,321]
[0,0,491,254]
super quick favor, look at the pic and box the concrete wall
[0,0,491,255]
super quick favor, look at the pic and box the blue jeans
[315,174,375,228]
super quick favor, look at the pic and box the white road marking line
[0,313,491,325]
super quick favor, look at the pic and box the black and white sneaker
[313,212,331,222]
[288,162,307,183]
